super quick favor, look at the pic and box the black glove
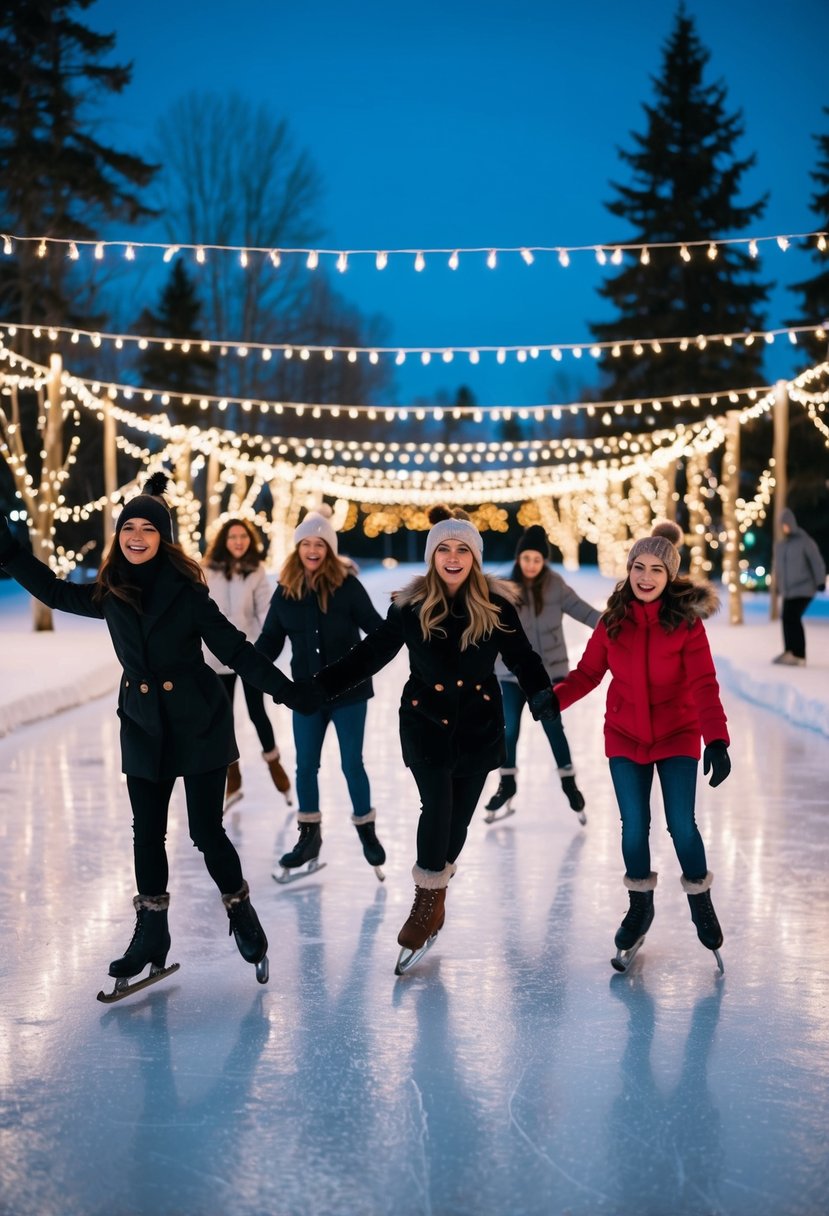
[0,512,18,564]
[528,687,560,722]
[703,740,731,788]
[281,679,325,716]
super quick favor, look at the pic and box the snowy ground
[1,565,828,1216]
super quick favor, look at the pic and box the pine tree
[590,6,770,407]
[0,0,157,351]
[788,107,829,369]
[135,261,218,408]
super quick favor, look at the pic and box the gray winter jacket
[495,567,601,684]
[774,510,826,599]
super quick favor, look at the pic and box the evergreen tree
[788,106,829,369]
[590,6,770,408]
[0,0,157,353]
[135,261,218,406]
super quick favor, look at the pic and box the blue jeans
[292,701,372,817]
[608,756,707,882]
[501,680,573,771]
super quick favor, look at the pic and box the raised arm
[194,584,297,705]
[0,517,103,619]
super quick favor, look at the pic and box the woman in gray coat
[772,508,826,666]
[486,525,601,823]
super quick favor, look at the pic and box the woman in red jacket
[552,522,731,973]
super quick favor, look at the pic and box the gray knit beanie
[626,520,683,581]
[293,506,338,555]
[423,505,483,566]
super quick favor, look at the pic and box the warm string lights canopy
[0,320,821,375]
[2,228,827,271]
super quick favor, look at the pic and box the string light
[5,229,822,268]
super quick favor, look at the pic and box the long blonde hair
[413,561,504,650]
[279,545,348,612]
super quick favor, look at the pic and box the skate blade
[713,948,724,974]
[373,865,386,883]
[97,962,180,1003]
[574,808,587,826]
[255,955,269,984]
[611,938,645,973]
[271,859,327,885]
[395,934,438,976]
[223,790,244,813]
[484,803,515,824]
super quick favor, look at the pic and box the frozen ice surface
[1,566,828,1216]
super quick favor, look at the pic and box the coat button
[139,683,149,694]
[162,681,174,691]
[125,680,130,688]
[434,683,444,692]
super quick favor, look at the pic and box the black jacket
[256,575,383,707]
[1,548,293,780]
[314,576,551,774]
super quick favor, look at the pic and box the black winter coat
[1,548,293,780]
[256,575,383,707]
[314,576,551,774]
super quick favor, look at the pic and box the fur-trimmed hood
[684,579,721,621]
[205,556,261,578]
[392,572,521,609]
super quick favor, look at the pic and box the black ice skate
[272,814,326,884]
[611,874,656,972]
[222,881,269,983]
[97,893,180,1003]
[682,872,724,973]
[559,769,587,826]
[353,810,386,881]
[484,771,517,824]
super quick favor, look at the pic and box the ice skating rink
[1,568,828,1216]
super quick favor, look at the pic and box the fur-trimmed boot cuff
[262,746,280,762]
[296,810,322,825]
[623,871,658,892]
[221,880,251,909]
[412,862,455,890]
[351,808,377,826]
[499,767,518,776]
[681,871,714,895]
[557,764,576,777]
[134,892,170,912]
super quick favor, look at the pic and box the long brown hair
[93,538,206,611]
[508,558,546,616]
[279,545,348,612]
[203,517,264,578]
[602,575,704,640]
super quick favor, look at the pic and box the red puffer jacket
[554,595,729,763]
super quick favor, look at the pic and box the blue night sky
[90,0,829,408]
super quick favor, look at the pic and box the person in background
[771,507,826,667]
[309,505,557,975]
[486,524,601,825]
[256,506,387,881]
[202,518,291,811]
[551,522,731,973]
[0,475,307,998]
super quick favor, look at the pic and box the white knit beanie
[424,512,483,566]
[293,508,338,555]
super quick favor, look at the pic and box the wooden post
[102,395,117,547]
[722,410,743,625]
[205,450,220,535]
[32,354,64,631]
[770,379,789,621]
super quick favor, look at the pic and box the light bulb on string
[640,247,650,265]
[336,251,348,273]
[163,245,179,263]
[776,236,790,251]
[595,247,607,265]
[748,239,759,258]
[448,250,459,270]
[395,351,406,365]
[94,243,104,260]
[486,249,497,269]
[520,248,534,265]
[611,248,623,265]
[707,243,718,260]
[680,245,691,262]
[307,250,319,269]
[414,251,425,272]
[818,234,827,252]
[557,249,570,268]
[376,251,388,269]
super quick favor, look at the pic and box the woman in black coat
[310,506,557,974]
[0,476,302,999]
[256,507,385,881]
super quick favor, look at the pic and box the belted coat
[1,548,293,780]
[314,576,551,775]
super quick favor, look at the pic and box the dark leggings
[127,767,244,896]
[409,764,489,872]
[218,673,276,753]
[781,596,813,660]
